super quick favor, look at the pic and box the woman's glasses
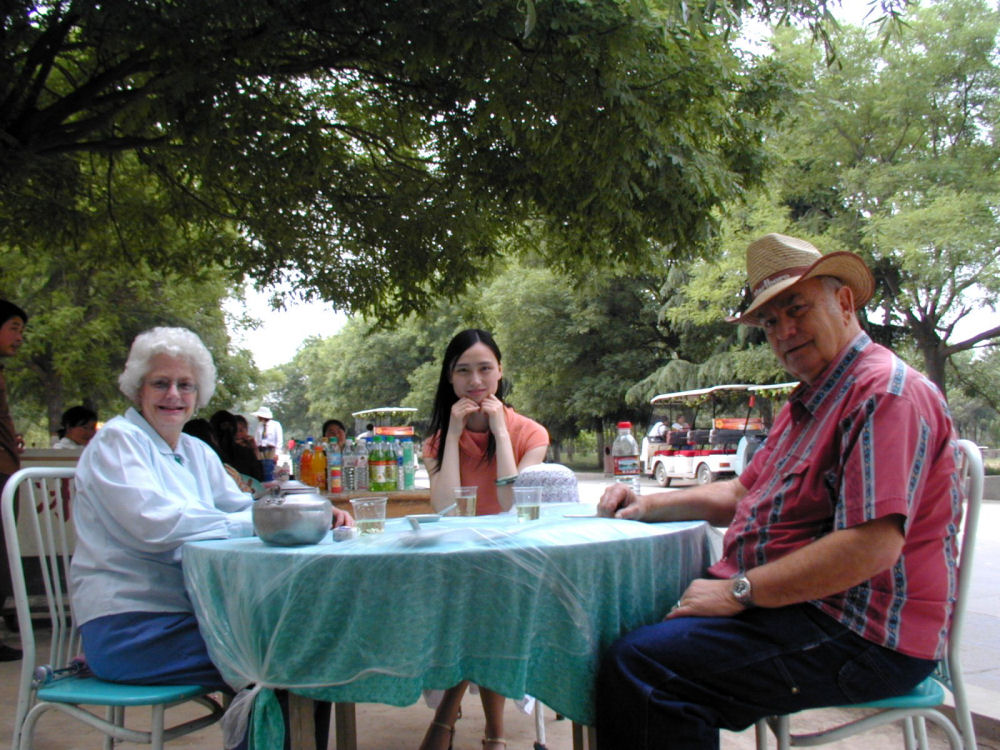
[146,378,198,394]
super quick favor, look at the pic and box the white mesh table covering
[183,508,715,742]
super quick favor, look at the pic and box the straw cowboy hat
[254,406,273,420]
[729,233,875,325]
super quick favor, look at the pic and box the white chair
[515,463,580,504]
[755,438,984,750]
[515,463,581,749]
[3,466,225,750]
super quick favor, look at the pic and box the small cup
[452,486,478,517]
[513,486,541,522]
[350,496,388,535]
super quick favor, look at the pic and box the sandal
[482,738,507,749]
[427,720,455,750]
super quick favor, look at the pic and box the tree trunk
[597,420,609,473]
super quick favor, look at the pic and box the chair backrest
[514,463,580,503]
[943,440,983,674]
[2,466,79,747]
[940,439,983,750]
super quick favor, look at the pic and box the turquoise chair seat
[38,675,216,706]
[847,677,946,711]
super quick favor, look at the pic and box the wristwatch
[731,575,755,608]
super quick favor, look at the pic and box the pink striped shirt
[709,333,961,660]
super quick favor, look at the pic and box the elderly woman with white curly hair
[70,327,350,694]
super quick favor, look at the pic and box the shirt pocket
[759,450,836,528]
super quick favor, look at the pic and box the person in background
[185,417,259,494]
[234,413,260,455]
[356,422,375,440]
[670,415,689,431]
[181,417,224,458]
[0,299,27,662]
[52,406,99,448]
[211,410,264,483]
[420,328,549,750]
[596,234,961,750]
[70,326,353,748]
[253,406,283,455]
[322,419,347,446]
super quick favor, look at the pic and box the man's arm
[597,477,746,527]
[670,515,905,618]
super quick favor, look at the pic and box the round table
[183,507,716,743]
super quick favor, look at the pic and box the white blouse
[70,407,254,625]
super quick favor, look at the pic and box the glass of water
[513,486,541,522]
[350,496,387,534]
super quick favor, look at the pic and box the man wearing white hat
[596,234,962,749]
[253,406,284,456]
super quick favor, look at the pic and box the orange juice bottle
[300,438,315,487]
[313,440,327,491]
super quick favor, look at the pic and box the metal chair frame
[3,466,224,750]
[755,438,984,750]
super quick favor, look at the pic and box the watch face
[732,577,752,604]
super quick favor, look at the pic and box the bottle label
[613,456,640,476]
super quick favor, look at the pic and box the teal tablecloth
[182,508,715,735]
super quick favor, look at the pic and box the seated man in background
[596,234,963,750]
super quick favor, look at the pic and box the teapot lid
[254,479,320,500]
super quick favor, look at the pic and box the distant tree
[0,154,258,436]
[768,0,1000,394]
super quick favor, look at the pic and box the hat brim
[728,251,874,326]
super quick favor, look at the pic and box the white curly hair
[118,327,217,408]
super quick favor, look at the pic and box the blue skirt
[80,610,229,690]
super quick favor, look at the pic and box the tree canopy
[3,0,794,318]
[767,0,1000,392]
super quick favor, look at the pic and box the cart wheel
[696,463,715,485]
[654,463,671,488]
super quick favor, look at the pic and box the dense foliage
[2,0,791,319]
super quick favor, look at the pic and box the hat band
[751,265,812,300]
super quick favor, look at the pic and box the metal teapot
[252,480,333,546]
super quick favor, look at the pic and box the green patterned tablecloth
[183,508,715,737]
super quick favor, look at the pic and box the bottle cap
[617,421,632,429]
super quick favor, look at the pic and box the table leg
[334,703,357,750]
[288,693,316,749]
[572,721,597,750]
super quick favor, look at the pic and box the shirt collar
[124,407,185,463]
[791,331,871,416]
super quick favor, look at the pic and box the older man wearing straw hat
[596,234,963,749]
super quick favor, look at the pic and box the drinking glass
[513,486,541,522]
[452,486,478,517]
[350,496,388,534]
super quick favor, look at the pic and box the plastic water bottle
[612,421,641,494]
[402,437,415,490]
[342,439,356,492]
[290,439,303,480]
[355,438,369,490]
[394,439,405,490]
[326,437,342,494]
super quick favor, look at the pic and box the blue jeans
[596,603,936,750]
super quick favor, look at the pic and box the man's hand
[666,578,745,619]
[597,482,649,520]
